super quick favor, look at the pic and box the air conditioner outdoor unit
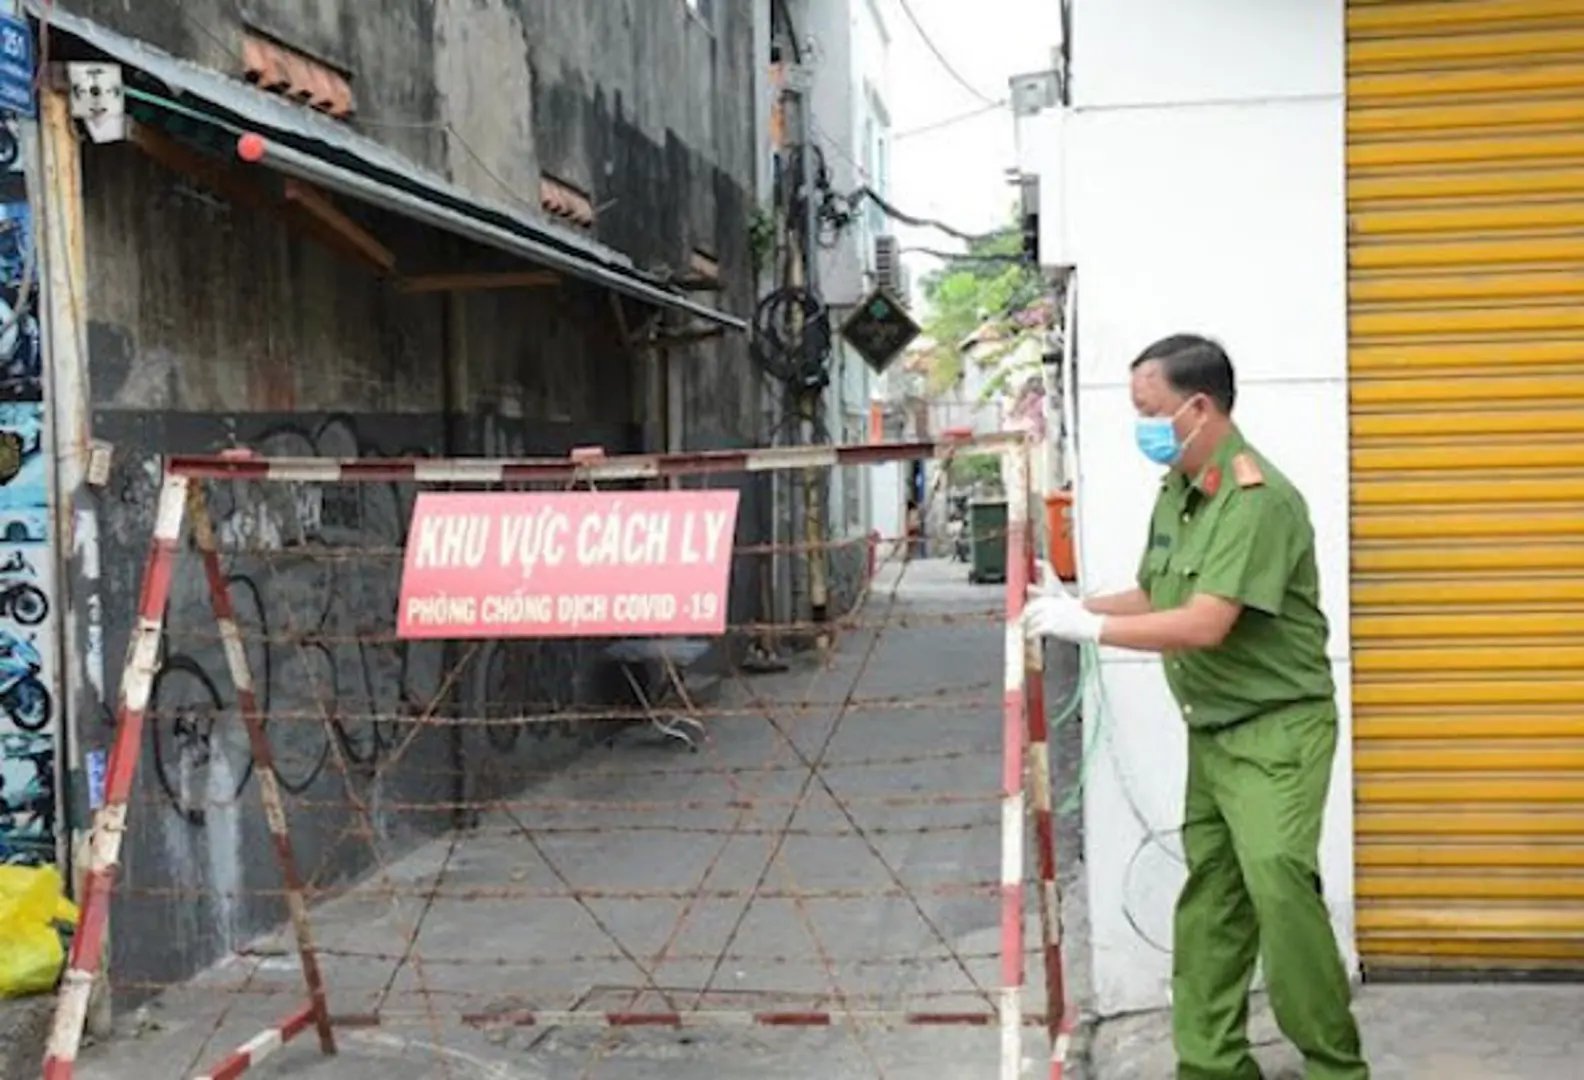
[874,234,902,295]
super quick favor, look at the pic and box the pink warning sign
[397,490,741,639]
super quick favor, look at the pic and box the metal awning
[31,4,746,331]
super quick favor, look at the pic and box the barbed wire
[54,447,1072,1079]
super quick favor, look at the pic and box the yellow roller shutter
[1347,0,1584,972]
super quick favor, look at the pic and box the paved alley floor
[73,558,1082,1080]
[1084,982,1584,1079]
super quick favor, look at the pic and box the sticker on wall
[0,183,55,869]
[0,402,46,512]
[0,509,40,544]
[0,123,18,176]
[0,119,22,191]
[0,728,52,864]
[0,196,39,404]
[85,749,106,812]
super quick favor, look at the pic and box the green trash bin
[967,498,1008,585]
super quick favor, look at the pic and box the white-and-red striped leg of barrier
[193,1005,316,1080]
[42,476,190,1080]
[1000,444,1032,1080]
[1024,535,1069,1079]
[1049,1012,1074,1080]
[187,483,338,1056]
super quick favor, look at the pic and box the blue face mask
[1134,398,1205,467]
[1134,416,1183,465]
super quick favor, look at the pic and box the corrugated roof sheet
[34,3,744,328]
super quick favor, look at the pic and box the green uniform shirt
[1136,427,1335,730]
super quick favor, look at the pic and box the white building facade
[1027,0,1584,1020]
[1053,0,1353,1018]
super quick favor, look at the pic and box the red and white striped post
[1000,441,1032,1080]
[1021,450,1070,1080]
[162,434,1026,488]
[42,476,190,1080]
[186,477,337,1056]
[193,1005,316,1080]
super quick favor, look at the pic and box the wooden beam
[394,270,560,294]
[43,87,114,1041]
[671,271,723,292]
[126,121,394,274]
[127,121,276,215]
[642,326,725,349]
[609,292,632,342]
[282,178,396,273]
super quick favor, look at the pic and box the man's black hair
[1129,334,1236,413]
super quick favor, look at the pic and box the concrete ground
[0,998,53,1079]
[71,558,1080,1080]
[1082,983,1584,1079]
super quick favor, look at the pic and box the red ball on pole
[237,133,267,163]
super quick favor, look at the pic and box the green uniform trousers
[1171,701,1368,1080]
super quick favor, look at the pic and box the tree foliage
[917,211,1047,395]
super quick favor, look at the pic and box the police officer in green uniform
[1025,334,1369,1080]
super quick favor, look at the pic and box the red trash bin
[1044,491,1077,582]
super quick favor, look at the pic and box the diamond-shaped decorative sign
[840,287,921,374]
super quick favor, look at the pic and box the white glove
[1031,560,1073,599]
[1024,592,1104,644]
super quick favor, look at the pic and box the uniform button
[1183,704,1194,716]
[1181,513,1190,523]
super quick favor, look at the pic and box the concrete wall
[1049,0,1351,1017]
[54,0,764,997]
[62,0,761,444]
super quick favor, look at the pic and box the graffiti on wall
[0,117,56,866]
[123,414,439,824]
[122,413,596,826]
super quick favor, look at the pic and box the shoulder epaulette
[1231,452,1265,489]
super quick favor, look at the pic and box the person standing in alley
[905,500,924,559]
[1023,334,1370,1080]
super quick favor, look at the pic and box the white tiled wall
[1054,0,1350,1017]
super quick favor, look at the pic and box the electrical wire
[894,0,1001,107]
[770,0,803,64]
[855,186,1001,245]
[893,99,1008,141]
[808,113,868,184]
[902,245,1023,264]
[1038,635,1196,958]
[1085,640,1192,955]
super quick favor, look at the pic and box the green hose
[1038,639,1108,814]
